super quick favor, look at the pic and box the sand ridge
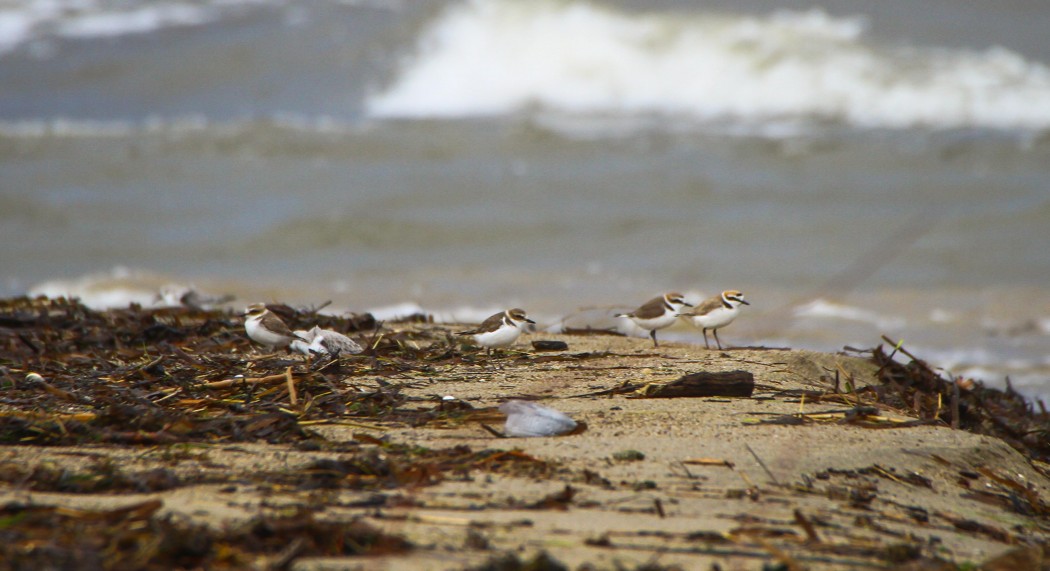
[0,300,1048,569]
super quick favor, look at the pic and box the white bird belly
[626,312,677,332]
[689,307,738,330]
[246,319,291,347]
[473,325,522,348]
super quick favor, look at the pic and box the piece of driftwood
[682,458,735,468]
[639,370,754,398]
[531,340,569,351]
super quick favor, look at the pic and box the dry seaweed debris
[0,500,411,570]
[0,442,557,496]
[0,458,184,494]
[0,296,478,446]
[752,405,938,429]
[285,445,557,492]
[0,296,617,447]
[869,339,1050,462]
[745,340,1049,462]
[468,550,571,571]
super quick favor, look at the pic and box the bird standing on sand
[679,290,750,350]
[243,303,295,351]
[457,308,535,355]
[616,292,692,348]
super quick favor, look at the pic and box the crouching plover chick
[291,326,363,357]
[243,303,294,351]
[679,290,749,350]
[457,308,535,355]
[616,292,692,348]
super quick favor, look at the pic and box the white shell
[500,400,577,437]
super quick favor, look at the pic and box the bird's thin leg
[713,330,723,350]
[702,329,711,350]
[650,330,659,348]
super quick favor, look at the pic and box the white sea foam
[29,266,174,309]
[368,0,1050,131]
[928,308,958,323]
[908,346,1002,372]
[0,114,362,139]
[955,368,1049,399]
[56,3,219,38]
[366,302,426,322]
[0,5,41,54]
[794,299,906,330]
[27,266,236,310]
[0,0,276,57]
[0,118,136,138]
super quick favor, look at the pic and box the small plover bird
[291,326,363,357]
[457,308,535,355]
[679,290,750,350]
[616,292,692,348]
[243,303,295,351]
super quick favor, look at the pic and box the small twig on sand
[304,300,332,315]
[25,373,81,403]
[0,411,96,422]
[881,335,924,364]
[653,498,665,518]
[746,443,779,486]
[951,381,961,429]
[794,509,821,544]
[285,366,297,407]
[199,373,290,390]
[682,458,735,469]
[756,538,805,571]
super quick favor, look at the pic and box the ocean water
[2,0,1049,401]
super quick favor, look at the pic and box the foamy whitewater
[2,0,1049,401]
[370,1,1050,131]
[0,0,263,55]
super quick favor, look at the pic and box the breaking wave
[368,0,1050,131]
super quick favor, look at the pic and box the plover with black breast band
[457,308,535,355]
[243,303,295,351]
[616,292,692,348]
[679,290,749,350]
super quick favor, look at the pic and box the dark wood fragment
[641,370,754,398]
[531,340,569,351]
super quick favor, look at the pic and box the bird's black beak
[525,318,536,324]
[741,300,750,306]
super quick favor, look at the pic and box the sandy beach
[4,3,1050,568]
[0,297,1048,570]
